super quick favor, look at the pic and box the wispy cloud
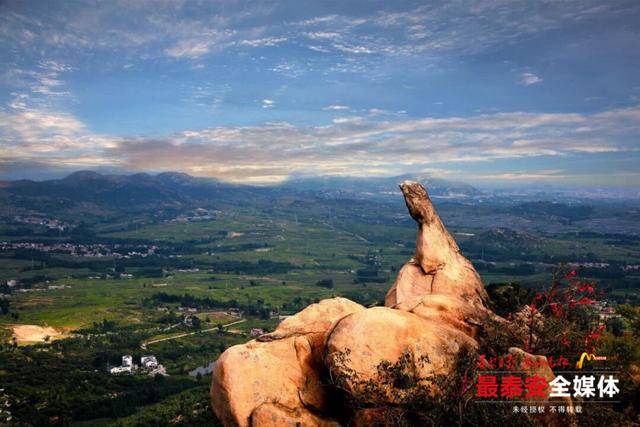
[473,170,566,181]
[1,1,638,186]
[520,72,543,86]
[0,95,118,159]
[164,40,212,59]
[4,102,637,183]
[261,99,275,108]
[239,37,287,47]
[323,105,349,111]
[4,1,630,67]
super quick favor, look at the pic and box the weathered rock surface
[211,181,572,426]
[250,403,340,427]
[325,306,477,403]
[386,181,488,310]
[211,297,363,427]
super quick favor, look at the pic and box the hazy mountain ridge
[280,173,482,199]
[0,171,481,212]
[3,171,639,237]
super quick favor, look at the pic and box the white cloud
[261,99,275,108]
[270,62,306,78]
[3,104,640,182]
[102,107,637,177]
[2,0,633,80]
[305,31,341,40]
[332,116,363,124]
[520,72,543,86]
[323,105,349,111]
[0,95,118,158]
[164,40,212,58]
[368,108,407,117]
[239,37,287,47]
[331,43,373,54]
[473,170,567,181]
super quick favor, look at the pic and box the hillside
[0,171,481,218]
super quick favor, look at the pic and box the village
[10,215,70,231]
[0,241,158,258]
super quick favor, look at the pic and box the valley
[0,172,639,425]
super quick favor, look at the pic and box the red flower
[564,270,577,280]
[577,283,595,293]
[549,302,564,317]
[576,296,595,305]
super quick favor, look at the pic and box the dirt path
[141,319,246,349]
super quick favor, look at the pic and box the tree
[315,279,334,289]
[0,299,9,315]
[191,316,202,330]
[606,317,625,337]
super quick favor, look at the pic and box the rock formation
[211,181,572,426]
[211,297,363,427]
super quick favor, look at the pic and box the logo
[575,352,607,369]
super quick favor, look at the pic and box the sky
[0,0,639,187]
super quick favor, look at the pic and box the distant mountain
[0,171,275,215]
[0,171,480,216]
[280,173,481,199]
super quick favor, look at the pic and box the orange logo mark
[575,352,607,369]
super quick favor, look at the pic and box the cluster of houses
[2,280,72,294]
[593,301,622,324]
[567,261,640,272]
[0,241,157,258]
[12,215,69,230]
[169,208,219,223]
[109,355,165,376]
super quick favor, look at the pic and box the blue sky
[0,0,639,187]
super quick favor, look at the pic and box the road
[141,318,246,349]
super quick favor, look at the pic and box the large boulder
[210,297,364,427]
[325,306,477,404]
[250,403,340,427]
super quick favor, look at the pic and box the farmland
[1,174,639,425]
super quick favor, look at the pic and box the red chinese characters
[476,375,499,398]
[476,375,550,399]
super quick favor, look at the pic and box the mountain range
[0,171,481,214]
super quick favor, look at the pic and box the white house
[141,355,158,369]
[109,365,132,375]
[122,355,133,368]
[109,355,135,374]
